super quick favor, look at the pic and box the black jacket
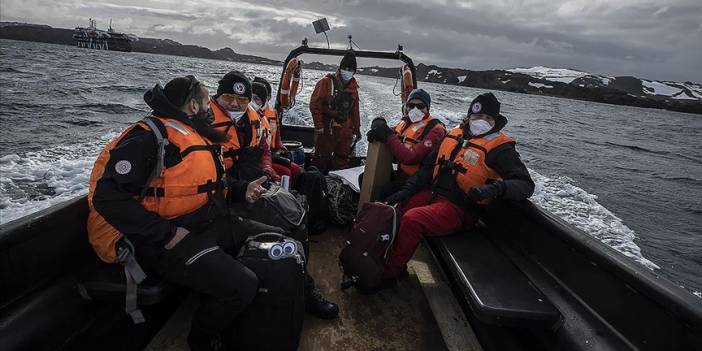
[91,84,248,248]
[398,115,534,206]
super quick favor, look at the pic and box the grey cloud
[1,0,700,81]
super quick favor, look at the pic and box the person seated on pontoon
[366,88,446,199]
[210,71,340,320]
[381,92,535,287]
[210,70,279,182]
[86,75,266,350]
[251,76,302,186]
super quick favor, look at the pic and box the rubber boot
[305,275,339,320]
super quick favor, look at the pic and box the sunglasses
[219,93,251,106]
[184,75,201,100]
[406,102,427,110]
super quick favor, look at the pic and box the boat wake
[0,133,116,224]
[529,170,660,270]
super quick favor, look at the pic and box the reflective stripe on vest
[393,115,443,175]
[432,127,514,193]
[210,100,269,171]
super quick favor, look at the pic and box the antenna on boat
[347,35,361,50]
[312,18,330,49]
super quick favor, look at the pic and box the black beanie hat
[163,76,197,107]
[340,51,357,72]
[407,88,431,110]
[468,92,502,118]
[251,82,268,103]
[217,70,252,99]
[253,77,272,99]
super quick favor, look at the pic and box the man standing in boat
[211,71,340,320]
[382,92,535,284]
[366,88,446,199]
[87,76,266,350]
[309,51,362,172]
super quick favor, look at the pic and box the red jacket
[309,73,361,135]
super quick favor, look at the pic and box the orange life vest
[400,64,414,105]
[432,127,514,193]
[210,99,270,171]
[393,115,444,175]
[262,104,278,149]
[87,116,225,262]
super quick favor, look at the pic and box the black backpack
[295,166,329,235]
[233,233,306,351]
[325,175,357,225]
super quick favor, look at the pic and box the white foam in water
[0,132,118,224]
[529,169,660,270]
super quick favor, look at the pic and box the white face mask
[407,107,425,123]
[249,101,261,111]
[340,69,354,81]
[227,109,246,122]
[469,119,493,136]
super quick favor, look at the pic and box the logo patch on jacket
[424,140,433,148]
[115,160,132,175]
[462,150,480,165]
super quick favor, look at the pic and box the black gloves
[466,182,505,203]
[385,190,409,205]
[366,117,394,143]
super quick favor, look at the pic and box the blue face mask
[340,69,354,81]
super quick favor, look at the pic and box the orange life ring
[400,64,414,104]
[280,58,301,109]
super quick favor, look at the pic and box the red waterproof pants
[384,190,477,278]
[313,126,354,171]
[271,162,302,187]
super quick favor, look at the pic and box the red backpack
[339,202,398,293]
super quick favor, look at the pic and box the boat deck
[146,226,479,351]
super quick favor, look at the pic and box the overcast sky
[2,0,701,82]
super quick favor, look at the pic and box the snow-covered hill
[509,66,701,101]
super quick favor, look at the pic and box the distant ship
[72,19,137,52]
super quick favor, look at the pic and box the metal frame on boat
[273,42,418,124]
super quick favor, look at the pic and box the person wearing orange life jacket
[309,51,362,172]
[366,88,446,199]
[380,92,535,286]
[252,77,302,185]
[210,71,279,182]
[87,75,268,350]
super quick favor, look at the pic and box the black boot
[306,285,339,320]
[187,328,225,351]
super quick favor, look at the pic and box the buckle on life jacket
[116,238,147,324]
